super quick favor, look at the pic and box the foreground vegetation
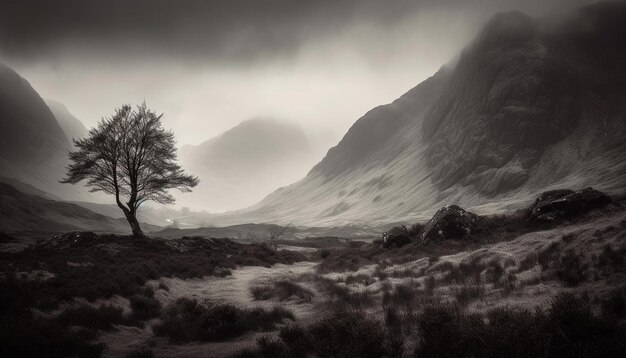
[0,232,306,357]
[1,190,624,357]
[237,290,626,358]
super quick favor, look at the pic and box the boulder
[528,187,611,222]
[421,205,479,243]
[382,225,411,248]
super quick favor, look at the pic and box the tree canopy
[62,103,198,237]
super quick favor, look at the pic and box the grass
[250,280,314,302]
[312,275,374,308]
[153,298,294,343]
[0,232,306,355]
[124,348,154,358]
[344,273,376,286]
[233,309,387,358]
[382,282,422,316]
[239,291,626,358]
[0,275,106,357]
[0,232,306,310]
[55,304,127,331]
[452,284,485,305]
[129,288,162,323]
[0,231,14,243]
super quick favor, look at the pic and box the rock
[421,205,479,243]
[382,225,411,248]
[528,187,611,222]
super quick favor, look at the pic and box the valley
[1,1,625,357]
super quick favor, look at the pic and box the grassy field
[1,195,625,357]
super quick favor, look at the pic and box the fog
[0,0,593,211]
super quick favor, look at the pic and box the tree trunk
[125,212,146,239]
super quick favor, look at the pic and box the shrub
[0,234,306,310]
[598,245,625,273]
[129,293,162,322]
[344,273,376,286]
[124,348,154,358]
[0,316,105,358]
[374,265,389,280]
[537,241,560,270]
[424,275,436,295]
[601,288,626,318]
[415,293,626,358]
[556,250,587,286]
[0,283,105,358]
[453,284,485,305]
[313,276,373,308]
[55,304,126,331]
[153,298,294,343]
[0,232,14,243]
[234,310,386,358]
[250,280,314,302]
[382,283,420,316]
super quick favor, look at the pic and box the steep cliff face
[202,2,626,227]
[423,5,626,196]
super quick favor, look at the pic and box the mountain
[206,1,626,227]
[0,63,70,184]
[46,100,89,144]
[0,182,159,234]
[0,63,101,202]
[178,118,317,211]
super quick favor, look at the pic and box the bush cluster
[239,291,626,358]
[153,298,294,343]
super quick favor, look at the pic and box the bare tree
[61,103,198,238]
[266,224,295,251]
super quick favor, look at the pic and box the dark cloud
[0,0,429,64]
[0,0,590,65]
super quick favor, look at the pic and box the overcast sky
[1,0,590,149]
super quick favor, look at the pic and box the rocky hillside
[179,118,316,211]
[424,5,626,196]
[208,2,626,227]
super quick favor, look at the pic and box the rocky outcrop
[421,205,479,243]
[382,225,411,248]
[528,187,611,223]
[423,11,584,194]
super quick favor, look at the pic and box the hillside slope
[0,182,158,234]
[46,100,89,144]
[207,2,626,227]
[0,63,70,186]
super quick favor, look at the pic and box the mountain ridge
[200,2,626,227]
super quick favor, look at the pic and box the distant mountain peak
[177,117,316,211]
